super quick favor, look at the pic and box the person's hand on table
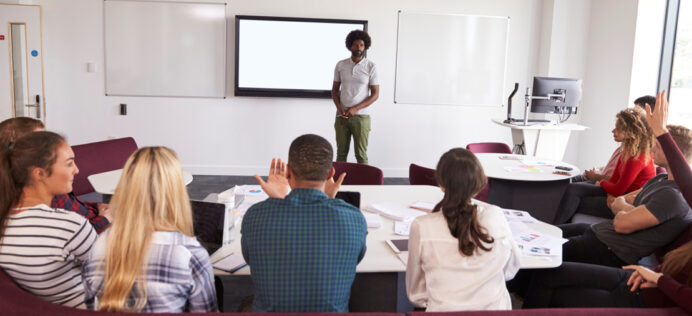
[254,158,290,199]
[624,265,662,291]
[324,169,346,199]
[646,90,670,137]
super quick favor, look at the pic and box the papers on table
[234,185,272,217]
[394,221,412,236]
[502,208,537,223]
[504,166,543,173]
[363,213,382,228]
[509,222,567,257]
[409,201,435,212]
[520,159,555,167]
[364,202,427,221]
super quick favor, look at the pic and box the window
[661,0,692,127]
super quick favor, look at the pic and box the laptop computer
[190,200,226,255]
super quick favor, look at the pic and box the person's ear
[286,164,293,180]
[31,167,46,182]
[327,167,336,181]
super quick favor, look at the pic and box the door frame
[3,3,46,123]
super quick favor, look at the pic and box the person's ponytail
[433,148,494,256]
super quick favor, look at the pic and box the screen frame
[530,76,583,114]
[234,15,368,98]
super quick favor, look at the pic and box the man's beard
[351,50,364,58]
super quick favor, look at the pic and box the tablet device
[386,239,409,253]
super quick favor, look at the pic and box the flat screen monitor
[235,15,367,98]
[530,77,583,114]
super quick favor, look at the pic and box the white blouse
[406,200,521,311]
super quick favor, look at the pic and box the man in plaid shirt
[242,134,368,312]
[52,193,111,233]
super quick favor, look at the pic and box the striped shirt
[0,204,97,309]
[241,188,368,312]
[82,231,218,313]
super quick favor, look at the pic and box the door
[0,4,45,122]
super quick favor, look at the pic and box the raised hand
[646,90,669,137]
[324,169,346,198]
[253,158,290,198]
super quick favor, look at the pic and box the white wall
[577,0,639,169]
[23,0,643,176]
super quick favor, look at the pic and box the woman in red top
[554,107,656,224]
[523,91,692,313]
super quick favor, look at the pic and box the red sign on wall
[0,35,5,40]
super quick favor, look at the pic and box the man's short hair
[668,125,692,162]
[345,30,371,50]
[288,134,334,181]
[634,95,656,110]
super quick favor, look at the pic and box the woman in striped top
[82,147,217,313]
[0,131,97,309]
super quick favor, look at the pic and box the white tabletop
[476,153,581,182]
[212,185,562,274]
[492,118,588,131]
[88,169,194,195]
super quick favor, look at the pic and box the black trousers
[523,262,645,308]
[561,223,628,267]
[554,183,612,224]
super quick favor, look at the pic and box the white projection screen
[235,16,367,98]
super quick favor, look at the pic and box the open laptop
[190,200,226,255]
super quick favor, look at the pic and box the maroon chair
[333,161,384,185]
[71,137,138,195]
[409,163,437,186]
[466,142,512,154]
[655,223,692,262]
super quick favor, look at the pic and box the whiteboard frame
[103,0,227,98]
[394,11,510,107]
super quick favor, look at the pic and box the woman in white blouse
[406,148,521,311]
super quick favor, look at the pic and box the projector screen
[235,16,367,98]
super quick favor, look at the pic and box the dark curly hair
[345,30,371,50]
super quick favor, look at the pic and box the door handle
[25,95,41,119]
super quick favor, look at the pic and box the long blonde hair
[98,147,194,312]
[615,107,654,162]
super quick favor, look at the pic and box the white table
[212,185,562,274]
[492,119,588,161]
[88,169,193,195]
[476,153,579,223]
[476,153,581,181]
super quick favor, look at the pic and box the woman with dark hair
[0,117,111,233]
[406,148,520,311]
[0,131,97,308]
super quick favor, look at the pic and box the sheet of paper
[394,221,412,236]
[363,213,382,228]
[520,160,555,167]
[504,166,543,173]
[364,202,427,221]
[502,208,537,223]
[509,222,567,257]
[409,201,435,212]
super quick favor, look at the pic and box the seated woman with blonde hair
[82,147,217,313]
[406,148,521,311]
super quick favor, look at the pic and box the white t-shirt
[406,201,521,311]
[333,57,379,115]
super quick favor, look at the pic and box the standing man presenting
[332,30,379,164]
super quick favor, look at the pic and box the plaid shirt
[51,193,110,233]
[241,188,368,312]
[82,231,218,313]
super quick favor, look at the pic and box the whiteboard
[394,12,509,106]
[104,0,226,98]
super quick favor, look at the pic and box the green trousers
[334,115,370,164]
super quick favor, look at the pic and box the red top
[599,152,655,196]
